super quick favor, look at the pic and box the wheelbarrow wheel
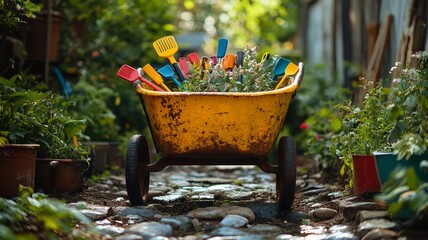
[125,134,150,205]
[276,136,297,213]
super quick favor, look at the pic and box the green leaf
[376,185,409,203]
[63,119,87,140]
[406,167,419,190]
[388,201,403,215]
[319,107,330,117]
[405,95,417,110]
[331,117,342,131]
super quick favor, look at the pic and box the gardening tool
[117,64,164,92]
[201,56,210,79]
[152,35,186,82]
[271,58,291,81]
[222,53,235,72]
[137,67,144,77]
[187,52,199,66]
[235,50,245,83]
[158,64,182,88]
[261,52,270,64]
[142,64,172,92]
[274,61,299,90]
[217,38,228,63]
[210,56,218,66]
[179,57,189,78]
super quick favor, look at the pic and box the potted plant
[69,77,120,174]
[0,74,89,195]
[332,81,394,195]
[374,52,428,186]
[32,92,89,194]
[0,74,42,198]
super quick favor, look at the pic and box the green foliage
[375,166,428,226]
[331,82,395,185]
[182,46,276,92]
[0,0,40,34]
[388,54,428,160]
[58,0,176,137]
[0,186,97,239]
[295,63,350,178]
[0,74,89,159]
[69,77,120,141]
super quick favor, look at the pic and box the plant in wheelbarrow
[0,74,90,196]
[120,39,304,215]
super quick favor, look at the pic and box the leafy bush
[388,53,428,159]
[0,186,97,239]
[375,166,428,226]
[295,63,350,178]
[0,74,89,159]
[69,77,120,141]
[331,82,395,184]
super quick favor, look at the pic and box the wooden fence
[298,0,428,90]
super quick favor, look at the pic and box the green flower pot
[373,152,428,186]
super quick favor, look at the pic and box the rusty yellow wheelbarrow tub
[136,62,304,158]
[125,62,304,213]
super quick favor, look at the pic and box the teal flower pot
[374,152,428,220]
[373,152,428,186]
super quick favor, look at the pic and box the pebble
[340,202,385,220]
[187,205,256,222]
[95,225,125,236]
[210,226,248,236]
[309,207,338,221]
[214,190,254,200]
[357,219,398,239]
[220,215,249,228]
[115,205,162,218]
[61,165,414,240]
[325,232,357,240]
[361,228,399,240]
[249,224,283,233]
[356,211,390,224]
[126,221,173,238]
[152,194,184,203]
[77,204,110,220]
[160,215,194,231]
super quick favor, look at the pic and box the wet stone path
[63,162,419,239]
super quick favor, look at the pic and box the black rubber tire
[276,136,297,213]
[125,134,150,205]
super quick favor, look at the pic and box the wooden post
[44,0,52,85]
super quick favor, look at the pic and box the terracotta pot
[0,144,39,198]
[352,155,381,195]
[107,141,123,168]
[35,158,88,194]
[86,141,110,174]
[26,11,62,61]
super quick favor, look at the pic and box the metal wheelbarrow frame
[125,62,304,214]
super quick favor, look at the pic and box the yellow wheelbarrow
[125,62,304,213]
